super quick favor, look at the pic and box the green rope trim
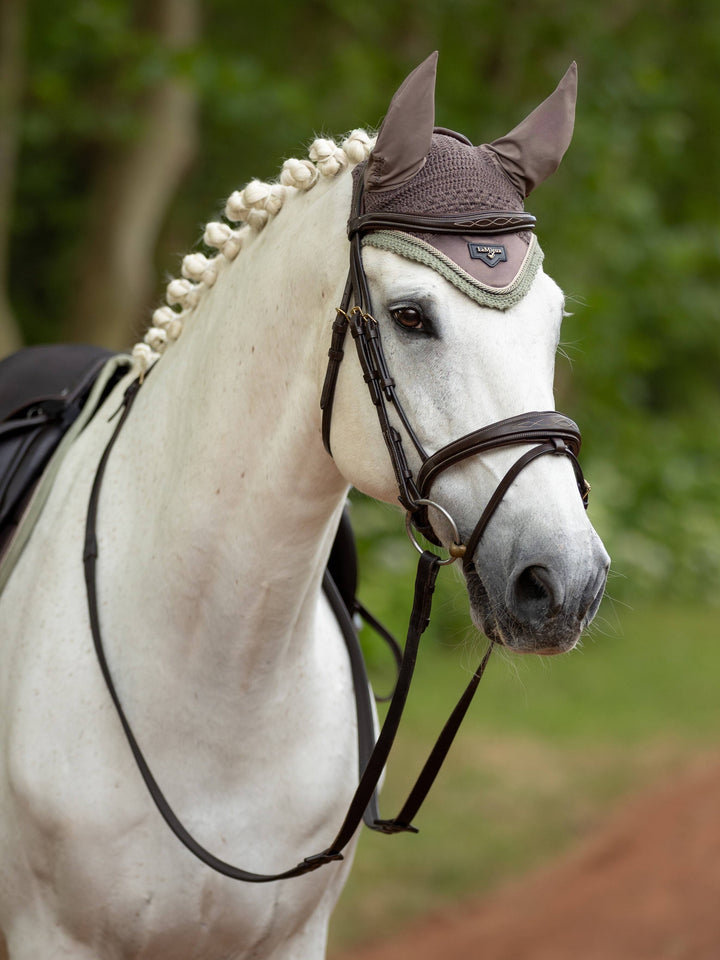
[362,232,544,311]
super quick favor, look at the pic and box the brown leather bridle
[320,174,590,564]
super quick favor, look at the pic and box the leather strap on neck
[85,392,489,881]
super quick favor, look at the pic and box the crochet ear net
[485,62,577,197]
[365,53,577,199]
[364,52,437,192]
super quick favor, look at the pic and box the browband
[347,210,537,239]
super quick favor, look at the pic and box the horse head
[325,53,609,654]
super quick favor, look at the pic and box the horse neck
[109,178,352,690]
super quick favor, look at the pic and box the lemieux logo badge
[468,243,507,268]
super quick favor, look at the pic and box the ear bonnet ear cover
[357,55,577,310]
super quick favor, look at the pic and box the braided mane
[131,131,375,375]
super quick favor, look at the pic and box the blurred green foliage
[7,0,720,602]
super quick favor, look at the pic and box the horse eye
[390,306,425,331]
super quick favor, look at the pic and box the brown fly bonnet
[356,52,577,310]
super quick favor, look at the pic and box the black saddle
[0,345,125,555]
[0,345,360,614]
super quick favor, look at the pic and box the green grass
[327,587,720,954]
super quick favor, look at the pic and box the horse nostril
[508,565,564,623]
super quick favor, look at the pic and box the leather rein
[83,176,590,884]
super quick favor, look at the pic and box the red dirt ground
[334,755,720,960]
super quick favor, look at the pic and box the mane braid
[131,130,375,376]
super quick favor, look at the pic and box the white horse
[0,54,608,959]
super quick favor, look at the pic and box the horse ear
[484,62,578,197]
[364,52,438,192]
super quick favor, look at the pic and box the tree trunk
[67,0,199,350]
[0,0,26,358]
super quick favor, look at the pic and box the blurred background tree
[1,0,719,604]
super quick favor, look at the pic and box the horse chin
[463,563,584,656]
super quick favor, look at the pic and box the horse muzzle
[464,534,610,654]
